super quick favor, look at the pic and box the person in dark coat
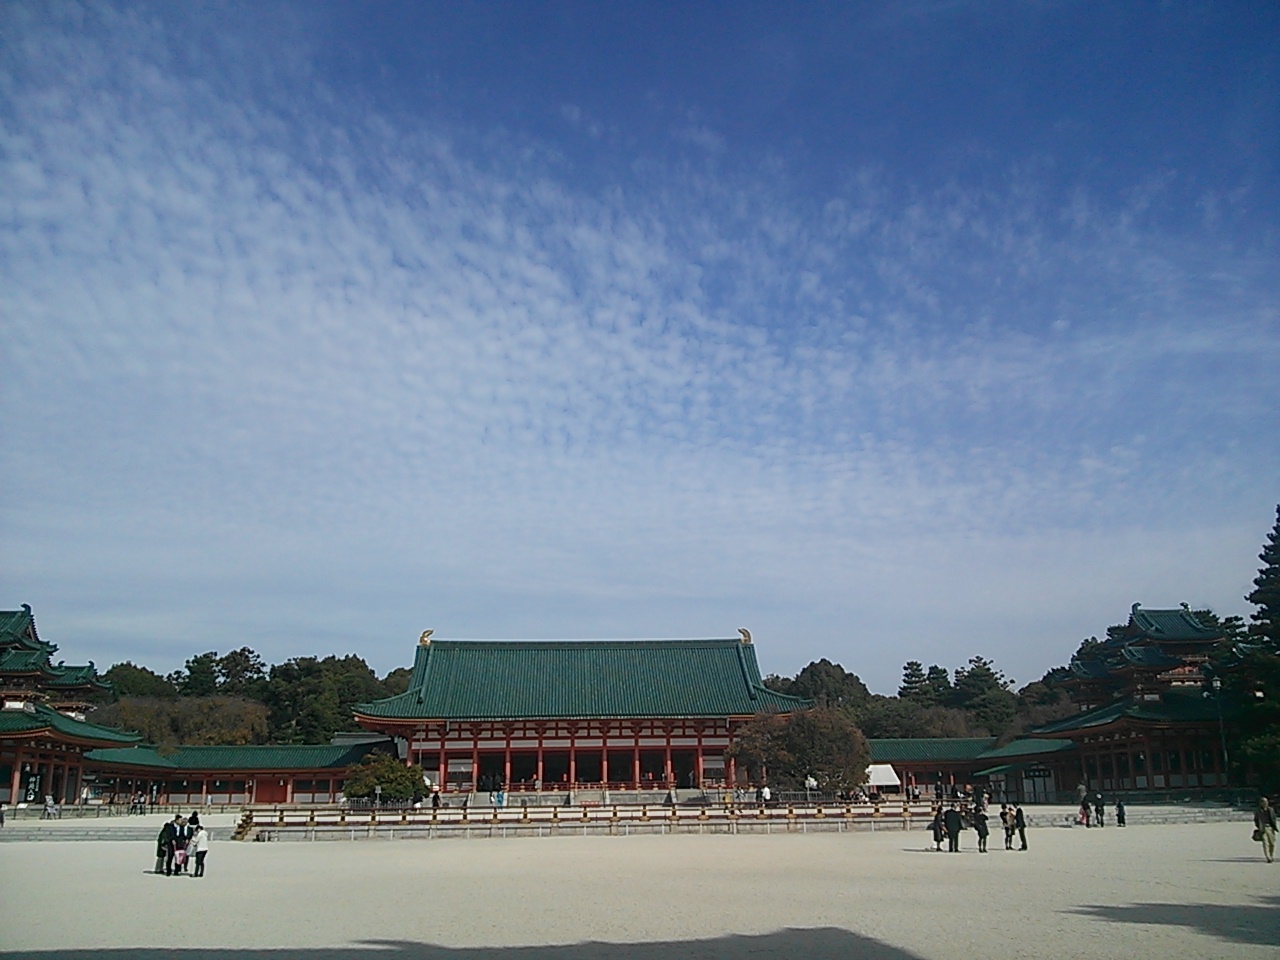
[1093,793,1104,827]
[159,815,184,876]
[1115,798,1126,827]
[943,804,963,853]
[930,809,945,851]
[973,807,990,852]
[1014,803,1028,850]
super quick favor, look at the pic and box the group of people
[930,800,1026,853]
[1075,784,1126,827]
[156,813,209,877]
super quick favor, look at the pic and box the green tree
[342,752,429,801]
[264,655,386,743]
[950,656,1017,732]
[786,659,870,711]
[857,695,987,739]
[923,665,952,705]
[216,647,267,698]
[381,666,414,697]
[728,709,870,790]
[103,662,178,699]
[780,707,871,790]
[91,695,268,747]
[898,661,928,700]
[1246,508,1280,646]
[179,651,219,697]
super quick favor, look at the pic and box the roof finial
[418,629,434,646]
[738,628,752,644]
[1180,602,1190,611]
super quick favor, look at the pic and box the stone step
[0,828,232,843]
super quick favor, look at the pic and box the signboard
[1023,767,1052,779]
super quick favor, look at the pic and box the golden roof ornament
[738,628,752,644]
[418,629,434,646]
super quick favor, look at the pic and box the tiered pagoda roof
[355,635,811,724]
[0,604,110,705]
[1064,603,1226,708]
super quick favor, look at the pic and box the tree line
[93,650,411,748]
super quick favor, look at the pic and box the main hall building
[352,630,809,791]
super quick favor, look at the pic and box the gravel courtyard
[1,819,1276,959]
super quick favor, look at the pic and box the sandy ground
[1,820,1276,959]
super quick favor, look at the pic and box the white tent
[866,763,901,787]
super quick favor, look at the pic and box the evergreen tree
[898,661,928,699]
[786,659,870,710]
[1247,504,1280,647]
[216,647,268,697]
[342,752,429,801]
[951,656,1017,732]
[103,661,178,698]
[923,665,952,705]
[179,652,219,697]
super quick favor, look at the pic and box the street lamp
[1208,679,1229,787]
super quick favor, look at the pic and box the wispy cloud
[2,3,1276,690]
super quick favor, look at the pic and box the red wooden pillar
[569,726,577,786]
[437,725,447,792]
[601,723,609,785]
[536,725,545,787]
[9,748,23,803]
[632,725,641,787]
[504,733,512,787]
[664,725,673,786]
[471,731,479,793]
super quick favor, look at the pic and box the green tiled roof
[1110,604,1222,644]
[975,738,1077,761]
[0,605,108,691]
[1119,646,1185,669]
[0,648,56,674]
[0,605,42,648]
[0,702,140,745]
[86,742,391,771]
[1033,688,1222,736]
[85,746,178,769]
[355,638,811,721]
[868,738,996,763]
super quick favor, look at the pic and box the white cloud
[1,4,1277,691]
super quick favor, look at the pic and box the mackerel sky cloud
[2,2,1277,692]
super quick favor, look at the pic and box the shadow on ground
[1069,896,1280,946]
[0,928,922,960]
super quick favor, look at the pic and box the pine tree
[899,661,928,699]
[924,665,952,705]
[1246,504,1280,648]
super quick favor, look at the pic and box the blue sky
[2,1,1277,694]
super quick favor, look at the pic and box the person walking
[1115,798,1126,827]
[1093,793,1105,827]
[1014,802,1028,851]
[1255,797,1277,863]
[188,823,210,877]
[974,806,990,853]
[930,808,945,851]
[944,804,963,853]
